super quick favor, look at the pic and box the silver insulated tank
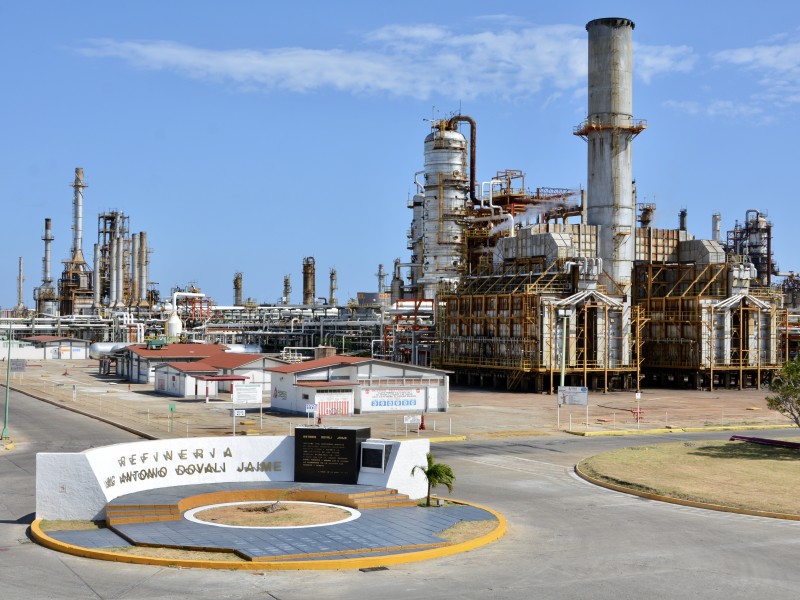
[580,18,644,294]
[418,120,468,299]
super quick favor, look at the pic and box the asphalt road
[2,387,800,599]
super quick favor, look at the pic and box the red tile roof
[296,381,358,388]
[268,355,368,374]
[156,361,220,373]
[206,353,267,369]
[22,335,89,343]
[126,343,230,359]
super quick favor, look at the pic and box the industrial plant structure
[391,18,788,392]
[2,17,795,393]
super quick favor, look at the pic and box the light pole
[2,320,12,439]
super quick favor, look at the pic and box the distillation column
[416,120,469,299]
[302,257,316,305]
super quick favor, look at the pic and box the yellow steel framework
[633,261,787,389]
[435,259,637,392]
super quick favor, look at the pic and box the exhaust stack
[70,168,88,264]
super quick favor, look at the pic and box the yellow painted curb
[574,462,800,521]
[31,498,507,571]
[567,424,792,437]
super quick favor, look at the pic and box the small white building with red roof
[267,356,449,416]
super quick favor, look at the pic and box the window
[302,394,309,400]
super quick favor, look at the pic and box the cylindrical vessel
[418,122,468,299]
[712,213,722,242]
[109,235,118,307]
[116,236,125,306]
[43,218,53,285]
[139,232,148,304]
[131,233,140,305]
[585,18,637,291]
[302,257,315,305]
[233,272,243,306]
[283,275,291,304]
[93,243,101,308]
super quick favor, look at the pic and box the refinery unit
[2,17,797,392]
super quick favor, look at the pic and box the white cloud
[636,43,696,83]
[77,22,695,101]
[712,39,800,110]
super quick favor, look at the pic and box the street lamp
[2,320,12,440]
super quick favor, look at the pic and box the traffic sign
[233,409,246,417]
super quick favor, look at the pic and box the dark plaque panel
[294,427,371,484]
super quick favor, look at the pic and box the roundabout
[31,482,506,570]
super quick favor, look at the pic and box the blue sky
[3,1,800,309]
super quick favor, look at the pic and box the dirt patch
[106,546,246,562]
[40,520,104,531]
[437,520,498,543]
[194,502,351,527]
[580,439,800,515]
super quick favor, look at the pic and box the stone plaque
[294,426,371,484]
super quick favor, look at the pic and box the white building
[268,356,449,416]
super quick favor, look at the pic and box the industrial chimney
[302,257,315,305]
[233,272,243,306]
[138,231,148,306]
[576,18,644,294]
[70,168,88,265]
[329,268,338,306]
[35,218,58,315]
[15,257,25,313]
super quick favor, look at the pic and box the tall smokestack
[70,167,88,264]
[131,233,140,305]
[93,243,101,308]
[109,234,118,307]
[302,257,315,305]
[329,268,338,306]
[376,264,387,294]
[139,232,148,305]
[116,236,125,306]
[42,218,53,287]
[576,18,644,293]
[16,257,25,312]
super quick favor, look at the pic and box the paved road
[2,388,800,599]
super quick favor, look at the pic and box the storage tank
[166,310,183,337]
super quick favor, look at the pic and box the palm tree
[411,451,456,507]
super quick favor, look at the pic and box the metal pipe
[446,115,477,203]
